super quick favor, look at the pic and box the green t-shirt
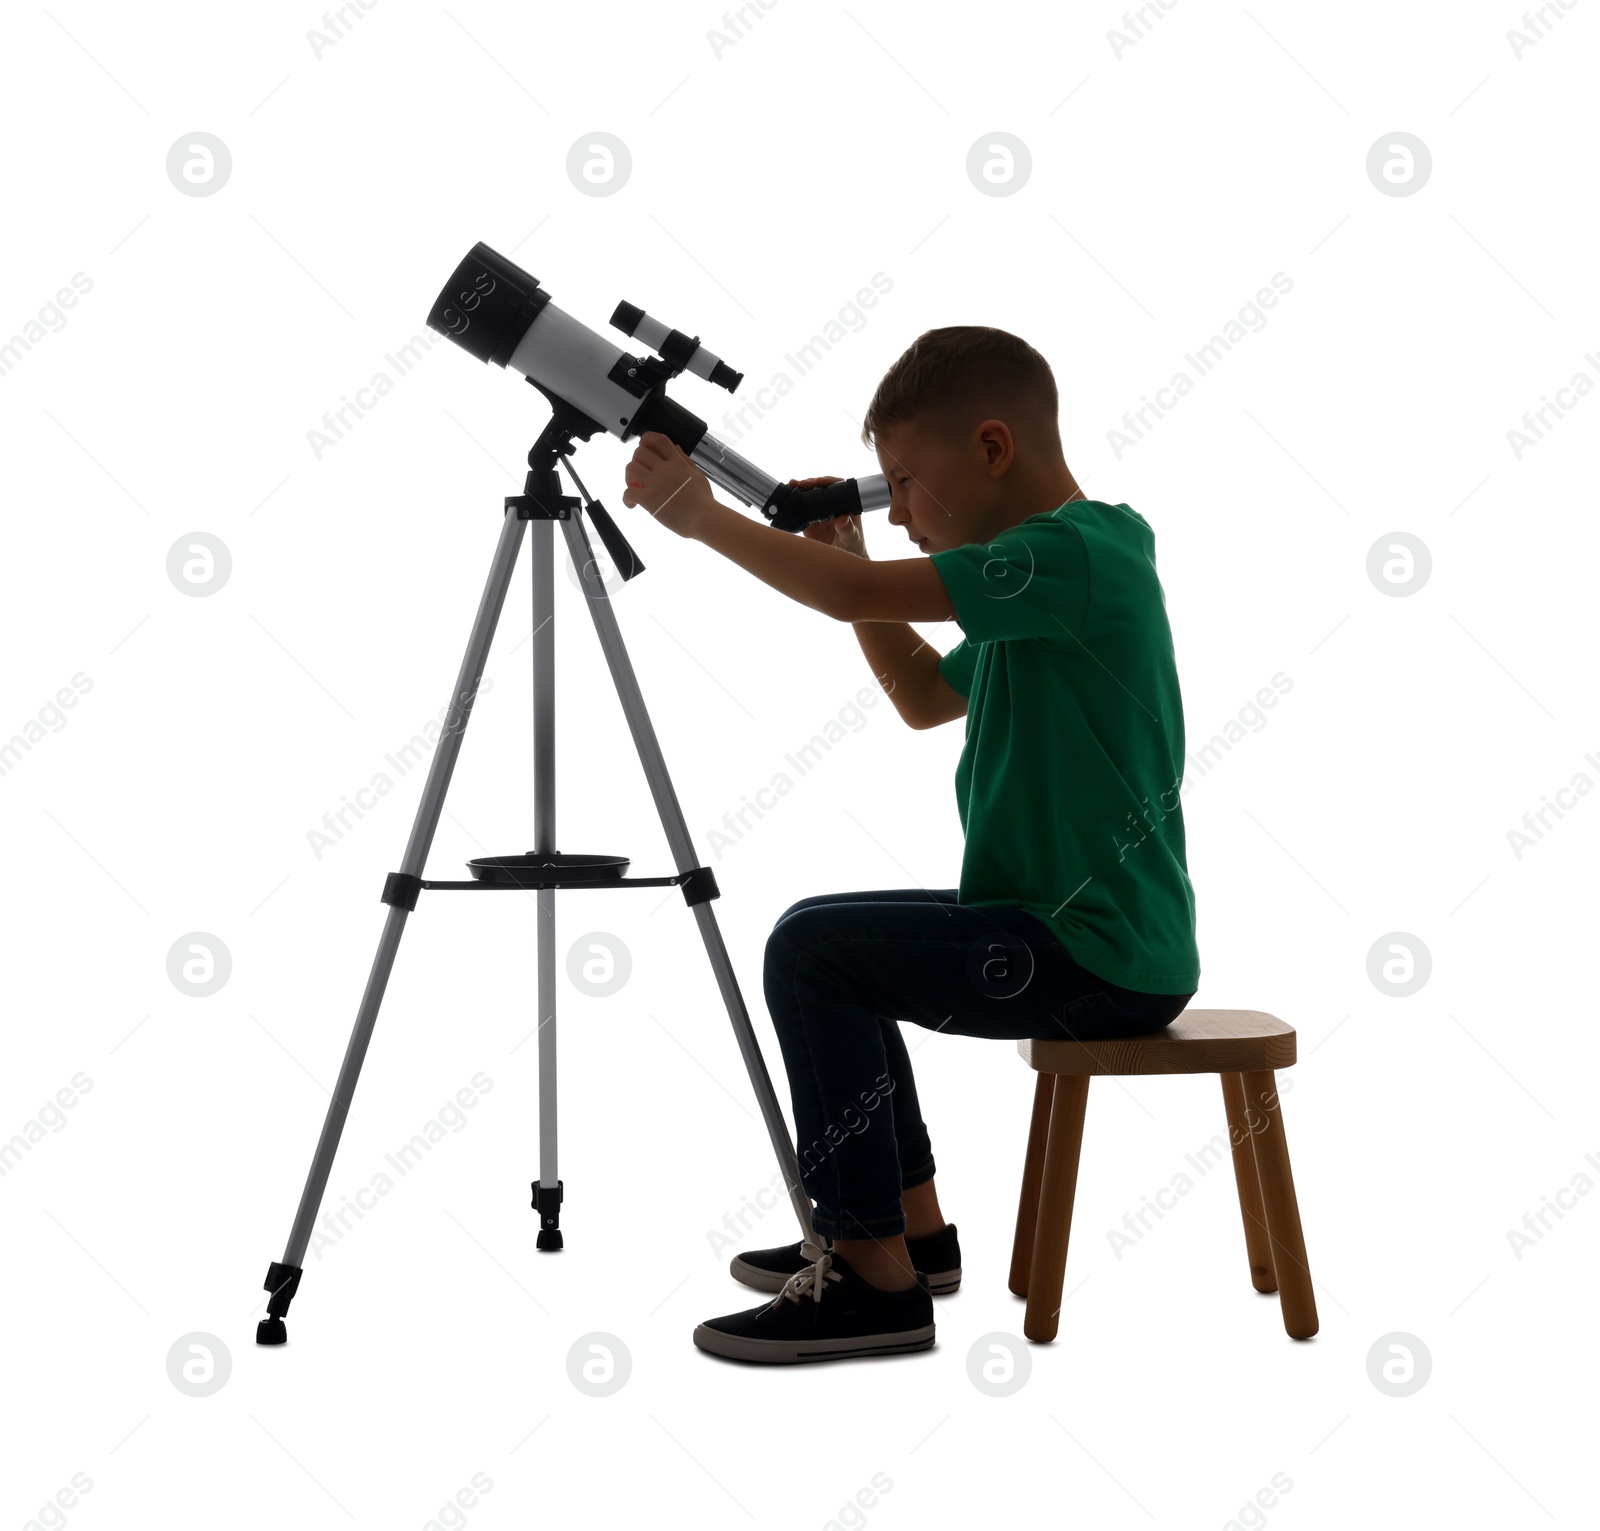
[931,500,1199,993]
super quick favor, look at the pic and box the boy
[620,326,1199,1364]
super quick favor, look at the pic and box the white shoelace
[771,1250,845,1307]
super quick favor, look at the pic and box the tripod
[256,393,817,1344]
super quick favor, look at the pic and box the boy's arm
[854,619,969,730]
[757,471,966,731]
[689,498,955,623]
[620,432,956,624]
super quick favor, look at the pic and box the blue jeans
[762,888,1194,1240]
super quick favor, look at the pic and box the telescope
[254,239,845,1349]
[425,242,890,535]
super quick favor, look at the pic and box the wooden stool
[1009,1009,1317,1343]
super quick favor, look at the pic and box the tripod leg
[533,885,561,1247]
[256,507,529,1345]
[557,511,817,1248]
[530,518,563,1247]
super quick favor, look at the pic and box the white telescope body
[505,302,644,439]
[428,243,889,530]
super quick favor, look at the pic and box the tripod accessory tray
[379,853,720,910]
[470,851,629,886]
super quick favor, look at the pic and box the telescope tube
[427,243,889,535]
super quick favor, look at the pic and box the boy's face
[872,416,999,555]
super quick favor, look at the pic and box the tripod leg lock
[381,872,423,911]
[679,865,720,907]
[256,1260,303,1346]
[532,1179,564,1251]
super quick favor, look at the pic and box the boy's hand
[621,432,715,537]
[793,476,869,559]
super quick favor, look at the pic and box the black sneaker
[694,1251,935,1364]
[730,1224,962,1296]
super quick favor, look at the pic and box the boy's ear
[976,418,1016,474]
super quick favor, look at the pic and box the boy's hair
[860,326,1061,452]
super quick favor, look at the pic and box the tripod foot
[256,1260,303,1345]
[532,1179,564,1251]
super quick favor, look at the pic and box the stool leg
[1239,1069,1318,1339]
[1220,1072,1277,1293]
[1024,1074,1090,1343]
[1009,1072,1055,1297]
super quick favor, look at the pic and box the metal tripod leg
[557,509,817,1249]
[256,506,528,1344]
[530,517,562,1247]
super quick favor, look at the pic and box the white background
[2,2,1596,1527]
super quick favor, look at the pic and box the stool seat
[1017,1008,1295,1076]
[1010,1006,1317,1345]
